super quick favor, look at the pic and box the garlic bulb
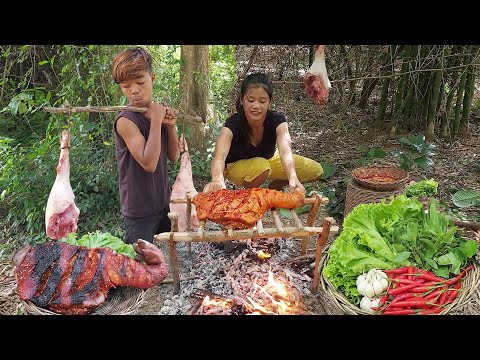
[359,296,380,314]
[356,269,389,299]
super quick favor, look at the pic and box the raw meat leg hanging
[304,45,331,105]
[169,134,199,231]
[45,130,80,240]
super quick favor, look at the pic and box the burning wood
[188,269,307,315]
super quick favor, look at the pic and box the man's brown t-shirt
[114,110,170,218]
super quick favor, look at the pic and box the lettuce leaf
[61,231,136,259]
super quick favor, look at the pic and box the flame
[245,270,295,314]
[257,249,271,260]
[202,295,232,308]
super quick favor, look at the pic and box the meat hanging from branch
[12,239,168,315]
[192,188,306,229]
[170,134,199,231]
[304,45,332,105]
[45,130,80,240]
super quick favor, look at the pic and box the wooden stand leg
[168,212,181,294]
[169,233,180,294]
[310,219,331,294]
[301,193,321,255]
[186,195,192,256]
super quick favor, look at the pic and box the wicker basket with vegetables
[321,195,479,315]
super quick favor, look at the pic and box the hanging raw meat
[45,130,80,240]
[13,239,168,315]
[304,45,332,105]
[170,134,199,231]
[192,188,305,229]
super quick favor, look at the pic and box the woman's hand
[203,178,226,192]
[289,177,305,193]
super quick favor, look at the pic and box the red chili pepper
[438,289,449,305]
[444,281,462,304]
[424,287,446,301]
[445,265,473,286]
[419,271,446,282]
[388,298,437,308]
[409,285,441,293]
[381,308,415,315]
[417,308,443,315]
[388,283,418,295]
[389,278,417,285]
[384,267,410,275]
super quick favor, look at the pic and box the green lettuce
[61,231,136,259]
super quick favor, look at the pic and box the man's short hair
[112,46,152,84]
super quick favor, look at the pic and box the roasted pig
[13,239,167,315]
[192,188,305,229]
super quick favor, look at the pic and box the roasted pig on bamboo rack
[191,188,305,229]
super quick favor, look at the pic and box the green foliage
[60,231,136,258]
[451,190,480,208]
[392,133,436,171]
[405,179,439,197]
[209,45,237,123]
[356,147,387,166]
[320,161,336,179]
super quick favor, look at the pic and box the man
[112,47,180,244]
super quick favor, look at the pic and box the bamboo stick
[154,225,339,243]
[186,194,192,256]
[171,196,326,204]
[196,220,205,240]
[256,219,265,236]
[167,212,181,294]
[271,209,285,233]
[43,105,204,124]
[311,219,332,294]
[301,193,321,255]
[290,209,304,230]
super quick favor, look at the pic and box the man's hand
[145,102,167,124]
[163,104,178,127]
[203,178,226,192]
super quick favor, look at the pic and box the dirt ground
[1,79,479,316]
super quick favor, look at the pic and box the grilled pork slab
[13,239,167,315]
[192,188,305,229]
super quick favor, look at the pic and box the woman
[203,72,323,194]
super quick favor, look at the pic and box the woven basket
[344,180,405,217]
[320,251,480,315]
[352,165,409,191]
[22,287,146,315]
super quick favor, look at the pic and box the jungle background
[0,44,479,263]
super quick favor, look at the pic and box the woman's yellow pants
[224,150,323,187]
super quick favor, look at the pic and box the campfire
[186,239,308,315]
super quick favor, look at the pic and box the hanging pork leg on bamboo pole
[304,45,331,105]
[45,130,80,240]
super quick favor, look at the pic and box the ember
[187,239,306,315]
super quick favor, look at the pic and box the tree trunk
[459,45,478,135]
[425,63,442,142]
[452,47,470,137]
[179,45,211,150]
[440,45,461,138]
[357,46,378,110]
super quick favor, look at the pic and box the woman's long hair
[235,73,273,146]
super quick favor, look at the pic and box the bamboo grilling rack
[154,193,339,294]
